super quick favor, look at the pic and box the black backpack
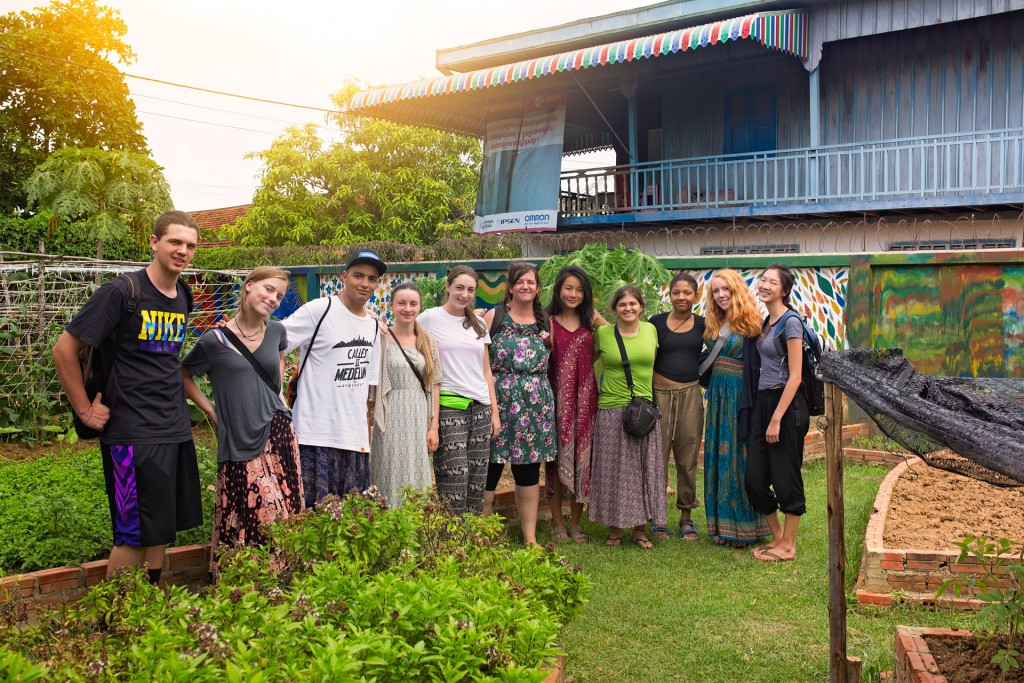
[770,310,826,416]
[488,302,551,339]
[73,272,194,439]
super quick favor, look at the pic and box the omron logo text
[524,214,551,222]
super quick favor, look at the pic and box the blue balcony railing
[559,127,1024,216]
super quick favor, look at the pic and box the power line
[0,44,343,114]
[0,79,341,140]
[130,92,341,133]
[136,109,288,135]
[167,179,256,189]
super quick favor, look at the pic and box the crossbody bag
[613,325,661,438]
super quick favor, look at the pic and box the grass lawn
[531,461,985,683]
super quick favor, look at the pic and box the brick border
[0,545,211,617]
[892,626,973,683]
[856,459,1011,608]
[842,448,911,467]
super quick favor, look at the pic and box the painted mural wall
[312,265,849,351]
[871,264,1024,378]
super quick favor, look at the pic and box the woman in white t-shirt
[417,266,500,515]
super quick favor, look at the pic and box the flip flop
[754,549,794,562]
[551,527,569,542]
[569,528,590,544]
[605,536,623,547]
[632,534,654,550]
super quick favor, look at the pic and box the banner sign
[474,94,565,234]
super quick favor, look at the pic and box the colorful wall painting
[687,266,848,351]
[870,264,1024,378]
[313,265,848,351]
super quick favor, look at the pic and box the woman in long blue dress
[702,269,771,548]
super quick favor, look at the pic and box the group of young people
[54,209,812,585]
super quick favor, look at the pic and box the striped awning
[349,10,807,111]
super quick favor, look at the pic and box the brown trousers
[655,381,705,511]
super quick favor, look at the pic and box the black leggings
[745,388,810,516]
[485,462,541,490]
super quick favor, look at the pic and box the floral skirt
[210,411,303,576]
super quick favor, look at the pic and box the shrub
[0,489,589,682]
[191,234,522,271]
[0,446,217,574]
[539,243,671,317]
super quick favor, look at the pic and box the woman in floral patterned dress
[482,262,556,545]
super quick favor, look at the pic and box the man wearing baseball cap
[282,249,386,506]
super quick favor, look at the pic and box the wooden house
[348,0,1024,255]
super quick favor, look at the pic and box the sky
[7,0,651,211]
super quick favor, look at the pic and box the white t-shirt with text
[284,296,380,451]
[417,307,491,404]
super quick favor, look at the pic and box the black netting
[818,349,1024,487]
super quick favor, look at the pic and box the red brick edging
[0,545,210,617]
[892,626,972,683]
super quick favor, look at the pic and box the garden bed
[0,491,588,681]
[893,626,1024,683]
[857,457,1024,607]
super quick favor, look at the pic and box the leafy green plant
[538,243,671,317]
[938,534,1024,679]
[190,235,521,271]
[414,275,447,309]
[1,489,589,681]
[0,446,217,574]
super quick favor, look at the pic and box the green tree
[24,146,172,259]
[232,83,482,247]
[0,0,147,213]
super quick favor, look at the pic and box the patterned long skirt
[703,354,771,544]
[588,407,667,529]
[210,411,303,576]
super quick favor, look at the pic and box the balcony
[558,128,1024,225]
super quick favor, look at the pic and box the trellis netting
[0,254,242,439]
[818,348,1024,487]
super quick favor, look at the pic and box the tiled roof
[188,204,250,232]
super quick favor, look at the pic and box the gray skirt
[588,407,667,529]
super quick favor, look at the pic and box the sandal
[551,527,569,542]
[605,535,622,547]
[678,519,699,541]
[632,533,654,550]
[569,528,590,544]
[651,525,670,540]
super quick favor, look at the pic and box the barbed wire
[513,214,1024,258]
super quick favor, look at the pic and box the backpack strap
[488,303,507,338]
[296,295,333,380]
[772,310,801,359]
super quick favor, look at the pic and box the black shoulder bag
[388,328,428,395]
[220,327,280,394]
[613,325,661,438]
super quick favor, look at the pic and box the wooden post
[826,382,848,683]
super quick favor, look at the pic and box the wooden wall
[661,50,809,160]
[820,11,1024,144]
